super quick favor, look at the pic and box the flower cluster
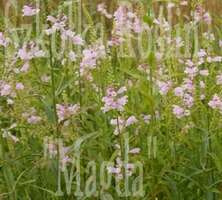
[156,80,172,96]
[208,94,222,113]
[17,42,45,72]
[107,158,136,179]
[172,105,190,119]
[80,44,106,76]
[110,116,138,135]
[113,6,143,35]
[101,86,128,113]
[194,5,212,24]
[0,81,13,97]
[56,103,80,123]
[0,81,23,104]
[105,5,143,47]
[45,15,84,46]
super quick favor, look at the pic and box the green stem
[44,0,61,197]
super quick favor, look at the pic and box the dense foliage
[0,1,222,199]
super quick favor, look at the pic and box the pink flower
[61,156,72,171]
[110,116,138,135]
[22,5,39,16]
[47,15,57,23]
[142,114,151,124]
[27,115,41,124]
[185,67,198,78]
[203,12,212,24]
[18,42,45,72]
[208,94,222,110]
[0,32,9,47]
[107,166,121,174]
[172,105,190,119]
[183,93,194,108]
[0,82,12,96]
[102,87,128,113]
[80,45,105,76]
[113,6,142,35]
[80,49,97,74]
[117,86,127,94]
[110,117,125,135]
[18,43,45,61]
[182,78,194,92]
[45,15,68,36]
[174,87,184,97]
[18,47,32,61]
[22,108,41,124]
[72,35,84,45]
[197,49,207,58]
[133,17,142,33]
[56,104,80,122]
[16,83,24,90]
[185,60,194,67]
[61,29,84,45]
[108,36,124,46]
[125,116,138,126]
[157,80,172,95]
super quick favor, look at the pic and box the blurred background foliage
[0,0,221,24]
